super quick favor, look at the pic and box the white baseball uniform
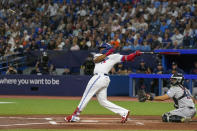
[166,85,196,118]
[77,53,129,117]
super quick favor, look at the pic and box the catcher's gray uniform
[166,85,196,119]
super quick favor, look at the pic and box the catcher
[138,73,196,122]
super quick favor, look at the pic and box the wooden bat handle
[141,52,154,54]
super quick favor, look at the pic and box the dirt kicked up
[0,115,197,130]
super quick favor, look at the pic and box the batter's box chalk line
[0,117,58,126]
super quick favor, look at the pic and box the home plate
[80,120,99,123]
[135,122,144,125]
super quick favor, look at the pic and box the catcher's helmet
[98,43,112,54]
[170,73,184,86]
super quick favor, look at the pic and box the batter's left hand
[135,50,142,56]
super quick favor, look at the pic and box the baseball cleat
[121,111,130,123]
[65,115,80,122]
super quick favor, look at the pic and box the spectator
[110,33,120,49]
[122,41,131,51]
[109,67,117,75]
[160,20,168,35]
[135,59,152,94]
[171,40,181,49]
[151,33,161,50]
[47,40,56,50]
[82,54,95,75]
[131,39,141,51]
[64,38,71,51]
[190,61,197,86]
[62,66,71,75]
[167,61,184,74]
[115,63,128,75]
[79,38,88,50]
[183,24,194,48]
[30,66,42,75]
[190,61,197,74]
[152,62,167,95]
[171,28,184,46]
[6,64,18,74]
[193,23,197,48]
[36,51,51,75]
[29,39,39,50]
[162,33,172,49]
[70,37,80,51]
[49,64,57,75]
[146,3,156,15]
[141,40,151,51]
[153,62,166,74]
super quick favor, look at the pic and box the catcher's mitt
[137,90,154,102]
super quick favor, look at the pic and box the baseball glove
[137,90,154,102]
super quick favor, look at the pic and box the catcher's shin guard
[162,113,185,122]
[169,115,185,122]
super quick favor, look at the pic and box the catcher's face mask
[170,78,178,85]
[170,73,184,86]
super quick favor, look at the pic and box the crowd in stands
[1,0,197,58]
[0,0,197,76]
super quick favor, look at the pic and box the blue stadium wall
[0,75,129,96]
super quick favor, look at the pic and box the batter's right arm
[121,50,142,62]
[94,48,115,63]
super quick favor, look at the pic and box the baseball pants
[77,74,129,116]
[168,107,196,118]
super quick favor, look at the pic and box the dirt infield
[0,115,197,130]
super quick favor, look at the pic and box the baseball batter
[148,73,196,122]
[65,43,142,123]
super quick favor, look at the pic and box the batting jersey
[93,53,122,74]
[167,85,195,108]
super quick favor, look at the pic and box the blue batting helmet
[98,43,112,54]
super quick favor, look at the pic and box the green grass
[0,98,196,116]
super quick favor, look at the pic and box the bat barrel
[141,52,180,55]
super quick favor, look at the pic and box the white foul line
[0,117,53,120]
[0,102,15,104]
[0,122,49,127]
